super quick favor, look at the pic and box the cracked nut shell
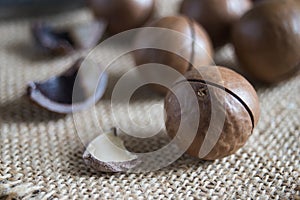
[31,21,106,56]
[133,15,213,94]
[164,66,260,160]
[27,58,108,113]
[232,0,300,83]
[83,129,139,172]
[180,0,252,48]
[87,0,155,34]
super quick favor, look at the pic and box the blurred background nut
[133,15,214,94]
[232,0,300,83]
[180,0,252,48]
[87,0,155,34]
[31,21,106,56]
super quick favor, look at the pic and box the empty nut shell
[232,0,300,83]
[27,58,108,113]
[32,21,106,56]
[164,66,260,160]
[83,128,139,172]
[180,0,252,48]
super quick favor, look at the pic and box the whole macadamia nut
[180,0,252,48]
[87,0,154,34]
[133,16,214,93]
[232,0,300,83]
[164,66,260,160]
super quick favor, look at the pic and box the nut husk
[87,0,155,34]
[180,0,252,48]
[232,0,300,83]
[133,15,213,94]
[164,66,260,160]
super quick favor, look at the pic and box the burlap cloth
[0,0,299,199]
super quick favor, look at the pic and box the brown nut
[164,66,260,160]
[133,15,214,94]
[87,0,154,34]
[232,0,300,83]
[180,0,252,48]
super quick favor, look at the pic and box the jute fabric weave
[0,0,299,199]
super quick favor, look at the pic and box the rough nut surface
[165,66,260,160]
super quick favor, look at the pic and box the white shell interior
[86,131,137,162]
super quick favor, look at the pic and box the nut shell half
[27,58,108,114]
[83,130,139,172]
[31,21,106,56]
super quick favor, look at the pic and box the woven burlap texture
[0,1,299,199]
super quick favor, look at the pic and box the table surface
[0,1,299,199]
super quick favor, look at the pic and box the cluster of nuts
[27,0,300,172]
[138,0,300,85]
